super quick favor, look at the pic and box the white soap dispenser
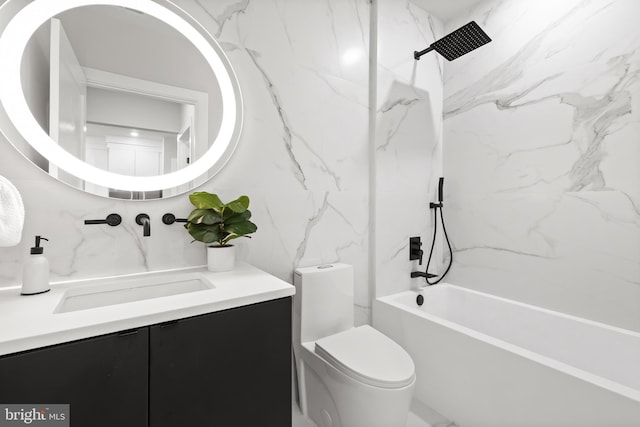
[21,235,50,295]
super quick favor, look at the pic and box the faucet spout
[135,214,151,237]
[410,271,438,279]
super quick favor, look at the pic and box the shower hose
[423,201,453,285]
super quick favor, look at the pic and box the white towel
[0,175,25,247]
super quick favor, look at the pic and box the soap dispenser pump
[21,236,50,295]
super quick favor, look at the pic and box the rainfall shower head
[414,21,491,61]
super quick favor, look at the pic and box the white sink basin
[55,273,214,313]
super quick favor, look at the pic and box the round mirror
[0,0,243,199]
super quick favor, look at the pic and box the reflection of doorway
[175,124,193,197]
[83,123,176,199]
[107,136,163,177]
[106,137,163,199]
[177,125,192,170]
[49,18,86,188]
[83,67,207,162]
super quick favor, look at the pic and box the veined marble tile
[374,0,444,298]
[187,0,370,86]
[443,0,640,330]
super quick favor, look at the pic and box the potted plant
[185,192,257,272]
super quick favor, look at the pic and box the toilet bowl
[293,264,415,427]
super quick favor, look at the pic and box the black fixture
[84,213,122,227]
[430,175,445,208]
[414,21,491,61]
[410,271,438,279]
[409,236,424,264]
[412,177,453,285]
[162,213,188,225]
[136,214,151,236]
[416,293,424,306]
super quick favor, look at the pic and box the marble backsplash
[443,0,640,331]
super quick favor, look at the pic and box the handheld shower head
[414,21,491,61]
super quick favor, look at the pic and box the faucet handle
[84,213,122,226]
[162,213,188,225]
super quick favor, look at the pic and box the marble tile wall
[0,0,371,323]
[374,0,444,297]
[443,0,640,331]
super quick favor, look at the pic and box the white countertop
[0,262,295,356]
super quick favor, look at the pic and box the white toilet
[293,264,415,427]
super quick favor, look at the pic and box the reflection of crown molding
[86,120,176,135]
[82,66,207,105]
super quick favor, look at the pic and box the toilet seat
[314,325,415,389]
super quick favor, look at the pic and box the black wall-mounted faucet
[410,236,438,280]
[135,214,151,237]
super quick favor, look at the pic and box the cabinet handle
[118,328,140,337]
[159,320,180,328]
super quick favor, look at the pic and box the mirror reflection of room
[21,5,223,199]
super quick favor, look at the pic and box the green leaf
[222,234,251,245]
[225,195,250,213]
[222,206,237,221]
[224,220,257,236]
[186,223,224,244]
[187,209,222,225]
[224,210,252,225]
[189,192,224,210]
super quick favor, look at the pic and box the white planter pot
[207,245,235,272]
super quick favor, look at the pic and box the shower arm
[413,46,434,60]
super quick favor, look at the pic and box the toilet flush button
[317,265,333,269]
[320,409,332,427]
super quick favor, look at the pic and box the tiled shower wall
[0,0,372,322]
[374,0,444,298]
[444,0,640,331]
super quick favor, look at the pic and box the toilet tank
[294,264,354,344]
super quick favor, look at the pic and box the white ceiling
[412,0,486,23]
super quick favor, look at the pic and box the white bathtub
[373,284,640,427]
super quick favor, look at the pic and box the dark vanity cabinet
[0,328,149,427]
[0,297,292,427]
[150,297,292,426]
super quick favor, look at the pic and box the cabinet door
[150,297,292,427]
[0,328,149,427]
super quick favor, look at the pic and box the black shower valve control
[409,236,424,265]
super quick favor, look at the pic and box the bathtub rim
[375,284,640,404]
